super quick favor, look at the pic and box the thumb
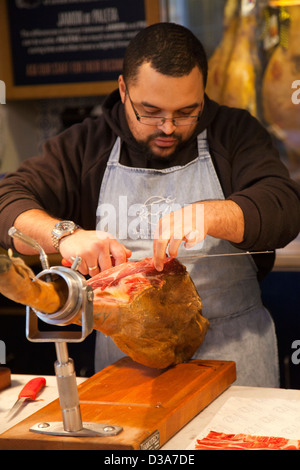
[184,230,201,249]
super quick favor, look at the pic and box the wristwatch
[51,220,80,251]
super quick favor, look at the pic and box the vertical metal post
[54,342,83,432]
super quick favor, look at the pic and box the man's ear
[118,75,126,103]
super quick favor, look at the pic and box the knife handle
[18,377,46,400]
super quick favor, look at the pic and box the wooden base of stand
[0,357,236,450]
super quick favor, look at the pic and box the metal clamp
[26,265,94,341]
[8,227,123,438]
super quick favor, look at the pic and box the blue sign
[7,0,146,86]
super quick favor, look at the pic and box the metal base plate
[30,422,123,437]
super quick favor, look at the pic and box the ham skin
[87,257,209,369]
[262,6,300,163]
[195,431,300,450]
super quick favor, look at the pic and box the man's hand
[153,203,205,271]
[153,200,244,271]
[13,209,131,276]
[59,229,131,275]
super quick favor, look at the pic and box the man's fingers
[153,237,169,271]
[109,239,131,266]
[184,229,202,249]
[168,235,182,258]
[60,230,131,275]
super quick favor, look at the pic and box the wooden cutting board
[0,367,11,391]
[0,357,236,450]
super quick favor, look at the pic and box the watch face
[53,221,75,237]
[60,221,74,231]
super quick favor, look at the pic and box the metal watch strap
[51,225,79,251]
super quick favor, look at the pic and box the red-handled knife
[6,377,46,420]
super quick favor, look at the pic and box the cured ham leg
[0,253,66,313]
[0,254,209,369]
[206,0,239,103]
[221,13,258,117]
[206,0,258,117]
[262,6,300,164]
[87,257,209,369]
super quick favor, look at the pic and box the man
[0,23,299,386]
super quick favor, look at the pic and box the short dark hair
[123,22,208,87]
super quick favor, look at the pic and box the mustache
[147,131,182,141]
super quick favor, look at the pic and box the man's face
[119,63,205,158]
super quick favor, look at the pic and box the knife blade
[6,377,46,420]
[176,250,274,261]
[62,250,274,267]
[129,250,274,262]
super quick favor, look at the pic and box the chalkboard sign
[0,0,160,99]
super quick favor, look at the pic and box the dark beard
[135,131,184,161]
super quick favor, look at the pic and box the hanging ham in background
[206,0,259,117]
[221,8,259,117]
[262,5,300,171]
[206,1,300,181]
[205,0,240,103]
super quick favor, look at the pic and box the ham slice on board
[195,431,300,450]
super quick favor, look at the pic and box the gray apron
[95,131,279,387]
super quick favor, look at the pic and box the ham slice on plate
[87,257,209,369]
[195,431,300,450]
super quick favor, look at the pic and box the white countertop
[163,384,300,449]
[0,374,87,436]
[1,374,300,450]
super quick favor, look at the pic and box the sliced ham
[87,257,209,369]
[195,431,300,450]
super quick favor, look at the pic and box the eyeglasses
[126,88,202,127]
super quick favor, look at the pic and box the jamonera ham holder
[0,250,209,370]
